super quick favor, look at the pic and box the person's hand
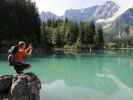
[29,43,32,47]
[26,43,32,56]
[29,43,33,51]
[28,43,32,49]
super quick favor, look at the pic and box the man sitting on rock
[9,41,33,74]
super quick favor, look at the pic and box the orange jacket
[15,48,26,62]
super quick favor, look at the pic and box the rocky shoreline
[0,72,41,100]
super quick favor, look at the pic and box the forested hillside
[41,19,104,50]
[0,0,41,53]
[0,0,104,53]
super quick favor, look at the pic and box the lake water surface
[1,51,133,100]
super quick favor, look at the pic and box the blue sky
[34,0,133,16]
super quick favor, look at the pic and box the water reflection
[41,78,133,100]
[1,50,133,100]
[41,80,105,100]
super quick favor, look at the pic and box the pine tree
[97,25,104,48]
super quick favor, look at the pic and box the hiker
[8,41,32,74]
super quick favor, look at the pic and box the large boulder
[0,73,41,100]
[0,75,13,99]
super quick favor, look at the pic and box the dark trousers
[12,62,31,74]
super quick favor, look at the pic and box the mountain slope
[64,1,119,22]
[40,12,59,22]
[102,8,133,42]
[115,8,133,27]
[40,1,119,22]
[104,8,133,33]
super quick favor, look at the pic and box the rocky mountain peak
[40,1,119,22]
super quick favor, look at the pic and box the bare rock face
[0,73,41,100]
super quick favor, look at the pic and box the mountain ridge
[40,1,119,22]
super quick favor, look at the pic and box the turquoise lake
[1,50,133,100]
